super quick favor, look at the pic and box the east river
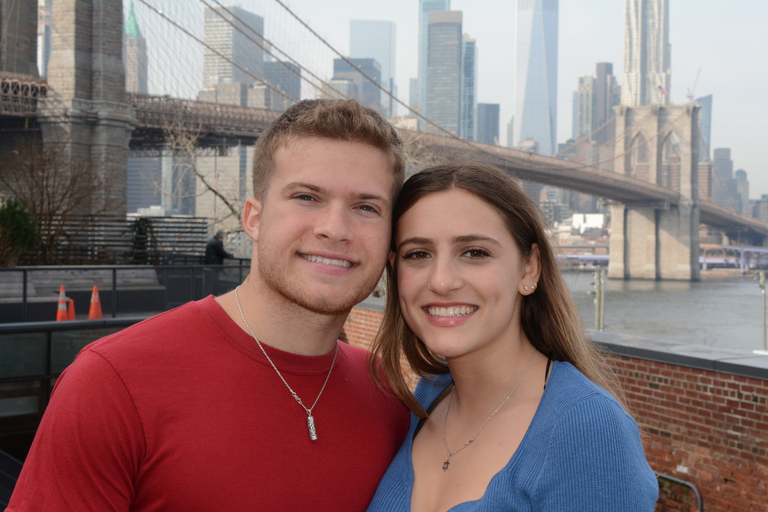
[564,271,765,353]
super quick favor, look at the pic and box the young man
[7,99,410,511]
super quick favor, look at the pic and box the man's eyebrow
[283,182,324,194]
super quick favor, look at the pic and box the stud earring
[524,285,531,291]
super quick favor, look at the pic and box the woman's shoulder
[546,361,623,410]
[538,361,640,440]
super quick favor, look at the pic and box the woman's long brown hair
[368,162,627,418]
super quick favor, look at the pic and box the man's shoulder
[83,298,217,358]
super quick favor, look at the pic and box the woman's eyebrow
[396,237,432,251]
[396,235,502,251]
[453,235,502,247]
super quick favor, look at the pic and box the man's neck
[217,281,347,357]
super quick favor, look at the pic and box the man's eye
[295,194,315,201]
[358,204,378,213]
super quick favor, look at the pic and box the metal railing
[0,262,250,323]
[0,317,150,461]
[656,472,703,512]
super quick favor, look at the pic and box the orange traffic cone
[56,285,68,321]
[88,285,103,320]
[67,298,76,320]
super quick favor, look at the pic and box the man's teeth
[301,254,352,268]
[427,306,477,317]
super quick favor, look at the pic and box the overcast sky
[133,0,768,199]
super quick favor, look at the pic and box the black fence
[0,262,250,323]
[0,317,147,462]
[20,215,211,266]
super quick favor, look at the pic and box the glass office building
[513,0,558,155]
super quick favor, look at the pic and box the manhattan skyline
[126,0,767,198]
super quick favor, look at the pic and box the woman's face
[394,188,538,363]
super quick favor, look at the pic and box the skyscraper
[460,35,477,140]
[0,0,37,76]
[264,61,301,103]
[595,63,620,127]
[621,0,670,106]
[513,0,558,155]
[37,0,52,78]
[417,0,451,114]
[695,94,712,162]
[124,0,148,94]
[425,10,462,135]
[202,5,264,90]
[477,103,500,145]
[575,76,595,140]
[713,148,738,210]
[333,58,382,112]
[734,170,749,217]
[350,20,396,117]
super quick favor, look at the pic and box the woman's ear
[519,243,542,295]
[242,197,262,242]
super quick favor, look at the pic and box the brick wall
[344,306,768,512]
[612,355,767,512]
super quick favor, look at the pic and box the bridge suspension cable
[137,0,294,104]
[202,0,344,101]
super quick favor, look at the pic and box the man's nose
[313,204,353,243]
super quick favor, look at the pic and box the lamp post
[593,268,606,331]
[755,271,768,355]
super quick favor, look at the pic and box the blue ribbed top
[367,360,659,511]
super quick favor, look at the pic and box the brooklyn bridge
[0,0,765,281]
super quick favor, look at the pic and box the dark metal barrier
[656,472,703,512]
[0,318,150,461]
[0,262,250,323]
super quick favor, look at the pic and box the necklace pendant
[307,415,318,441]
[442,459,451,471]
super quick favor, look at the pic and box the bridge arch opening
[627,132,649,181]
[659,130,681,192]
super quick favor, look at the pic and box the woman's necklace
[441,347,537,471]
[234,286,338,441]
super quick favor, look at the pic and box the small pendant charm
[442,459,451,471]
[307,415,318,441]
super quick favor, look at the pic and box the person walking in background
[204,229,234,265]
[367,163,658,511]
[204,229,235,295]
[7,99,410,511]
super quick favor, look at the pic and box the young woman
[367,163,658,511]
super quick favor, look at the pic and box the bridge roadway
[1,76,765,241]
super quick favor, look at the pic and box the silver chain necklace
[441,347,536,471]
[234,286,338,441]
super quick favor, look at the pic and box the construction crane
[687,66,702,102]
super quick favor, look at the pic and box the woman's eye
[465,249,490,258]
[403,250,429,260]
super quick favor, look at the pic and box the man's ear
[388,250,396,268]
[242,197,262,242]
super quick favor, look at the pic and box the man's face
[249,136,394,315]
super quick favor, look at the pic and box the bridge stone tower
[38,0,136,216]
[608,104,701,280]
